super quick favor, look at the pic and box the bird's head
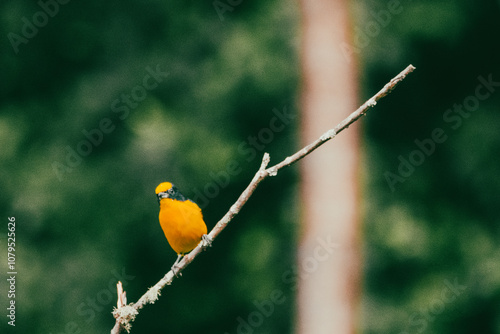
[155,182,186,203]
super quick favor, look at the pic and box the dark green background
[1,0,499,333]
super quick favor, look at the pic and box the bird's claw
[201,234,213,250]
[171,264,182,277]
[171,254,183,277]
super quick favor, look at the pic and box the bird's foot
[171,265,182,277]
[171,254,183,277]
[201,234,213,250]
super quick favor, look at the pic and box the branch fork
[110,65,416,333]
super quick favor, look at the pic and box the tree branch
[110,64,416,333]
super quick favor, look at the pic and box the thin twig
[110,64,416,333]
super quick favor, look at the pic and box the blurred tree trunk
[297,0,360,333]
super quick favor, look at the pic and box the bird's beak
[157,191,169,204]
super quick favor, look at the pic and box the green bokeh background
[0,0,499,333]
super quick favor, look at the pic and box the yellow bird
[155,182,211,272]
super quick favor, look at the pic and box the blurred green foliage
[0,0,499,333]
[360,0,500,333]
[1,1,298,333]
